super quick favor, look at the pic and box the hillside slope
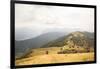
[42,31,94,48]
[15,32,67,56]
[15,31,95,66]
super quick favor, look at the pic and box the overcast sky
[15,4,94,40]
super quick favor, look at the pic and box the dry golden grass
[16,52,94,66]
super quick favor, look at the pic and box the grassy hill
[15,31,95,66]
[15,32,67,57]
[16,52,94,66]
[42,31,94,52]
[42,31,94,48]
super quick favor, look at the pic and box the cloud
[15,3,94,40]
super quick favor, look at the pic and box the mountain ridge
[15,32,68,56]
[42,31,94,48]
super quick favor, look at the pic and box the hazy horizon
[15,4,94,41]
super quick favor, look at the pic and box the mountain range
[15,32,67,56]
[42,31,94,48]
[15,31,94,57]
